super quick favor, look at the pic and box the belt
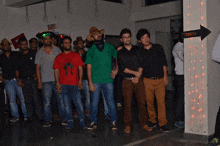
[147,77,162,80]
[124,77,134,80]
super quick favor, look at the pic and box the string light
[188,0,206,130]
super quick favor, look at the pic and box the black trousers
[114,74,123,104]
[214,106,220,138]
[22,78,43,120]
[174,75,184,122]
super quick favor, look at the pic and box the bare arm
[124,67,143,78]
[54,68,62,93]
[163,66,168,85]
[36,64,42,89]
[15,70,23,87]
[87,64,95,92]
[78,66,83,89]
[87,64,92,84]
[54,69,60,85]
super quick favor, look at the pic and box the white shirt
[172,42,184,75]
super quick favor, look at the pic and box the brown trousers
[143,78,167,127]
[122,78,147,127]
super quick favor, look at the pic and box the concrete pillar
[184,0,220,142]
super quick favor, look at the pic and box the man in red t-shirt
[53,36,87,129]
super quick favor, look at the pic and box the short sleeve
[85,49,93,64]
[75,53,84,66]
[35,50,42,65]
[158,45,168,67]
[53,56,61,69]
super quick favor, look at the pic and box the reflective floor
[0,93,209,146]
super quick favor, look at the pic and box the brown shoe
[54,115,60,120]
[142,124,152,132]
[124,126,131,133]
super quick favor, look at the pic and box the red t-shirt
[53,51,84,85]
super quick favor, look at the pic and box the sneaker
[142,124,153,132]
[160,125,169,132]
[80,121,88,129]
[85,111,90,117]
[61,120,68,126]
[111,121,117,130]
[148,121,157,128]
[117,103,122,108]
[43,121,52,128]
[65,121,74,130]
[175,121,184,128]
[10,117,19,122]
[24,118,28,121]
[124,126,131,133]
[87,122,97,130]
[210,137,220,145]
[73,112,78,118]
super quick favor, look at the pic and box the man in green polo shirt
[85,27,118,130]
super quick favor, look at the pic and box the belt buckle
[151,77,157,80]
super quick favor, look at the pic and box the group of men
[0,26,174,133]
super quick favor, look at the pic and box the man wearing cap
[35,31,66,127]
[0,38,27,122]
[85,27,118,130]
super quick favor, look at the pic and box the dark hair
[60,36,72,44]
[29,38,37,44]
[18,37,28,45]
[136,28,150,41]
[120,28,131,38]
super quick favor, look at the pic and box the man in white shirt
[172,39,184,128]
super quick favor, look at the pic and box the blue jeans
[82,80,108,115]
[101,89,109,116]
[90,82,117,123]
[61,85,85,122]
[42,81,66,122]
[5,79,27,118]
[82,80,90,112]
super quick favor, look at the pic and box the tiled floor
[0,93,210,146]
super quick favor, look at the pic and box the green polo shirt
[85,43,117,83]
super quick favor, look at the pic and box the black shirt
[17,49,37,79]
[117,45,142,78]
[0,51,19,80]
[81,51,88,80]
[139,44,168,78]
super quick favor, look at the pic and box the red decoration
[11,33,26,49]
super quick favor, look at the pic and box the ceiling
[6,0,55,7]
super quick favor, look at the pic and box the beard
[44,42,52,46]
[124,42,131,46]
[64,48,71,51]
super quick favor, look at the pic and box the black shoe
[160,125,169,132]
[87,122,97,130]
[148,121,157,128]
[111,121,117,130]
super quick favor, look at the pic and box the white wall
[0,0,134,50]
